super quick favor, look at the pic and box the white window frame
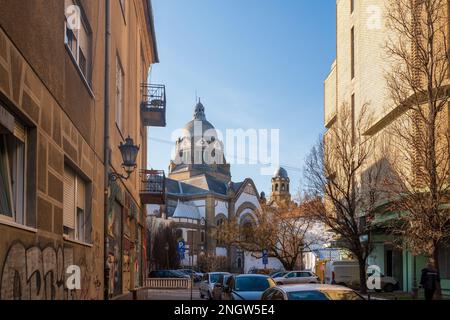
[64,0,91,83]
[0,120,27,226]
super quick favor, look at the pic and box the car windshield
[235,277,270,292]
[288,291,329,300]
[288,290,363,300]
[210,274,223,283]
[272,272,286,278]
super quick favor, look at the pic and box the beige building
[325,0,449,294]
[0,0,164,300]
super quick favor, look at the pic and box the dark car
[149,270,190,279]
[178,269,203,282]
[222,274,276,300]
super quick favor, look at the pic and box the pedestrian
[420,259,440,301]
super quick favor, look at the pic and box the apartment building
[0,0,165,300]
[325,0,449,294]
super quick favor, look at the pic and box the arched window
[237,257,242,269]
[242,220,254,242]
[201,231,205,243]
[275,184,279,192]
[287,184,289,192]
[281,184,285,191]
[216,218,225,246]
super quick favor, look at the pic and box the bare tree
[220,201,323,271]
[146,216,180,271]
[383,0,450,296]
[304,104,382,293]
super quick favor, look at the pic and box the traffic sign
[262,249,269,265]
[177,240,185,254]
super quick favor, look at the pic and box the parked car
[324,261,399,292]
[212,274,231,300]
[270,271,287,279]
[148,270,190,279]
[261,284,365,300]
[222,274,276,300]
[199,272,231,300]
[178,269,203,282]
[273,270,320,285]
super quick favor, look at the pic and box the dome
[181,99,218,139]
[273,167,289,179]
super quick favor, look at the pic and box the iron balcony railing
[141,84,166,127]
[140,169,166,205]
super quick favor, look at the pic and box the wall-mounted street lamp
[109,136,140,181]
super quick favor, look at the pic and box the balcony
[141,84,166,127]
[140,169,166,205]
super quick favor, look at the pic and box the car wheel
[384,283,395,293]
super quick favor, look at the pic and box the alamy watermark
[367,265,382,290]
[170,121,280,176]
[66,265,82,290]
[65,4,81,31]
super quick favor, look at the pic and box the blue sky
[148,0,336,196]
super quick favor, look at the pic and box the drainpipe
[103,0,111,301]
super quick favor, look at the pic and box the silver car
[199,272,231,300]
[262,284,365,300]
[273,270,320,285]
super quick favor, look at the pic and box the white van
[324,260,360,288]
[324,260,399,292]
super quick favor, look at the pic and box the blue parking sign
[262,249,268,265]
[177,240,185,254]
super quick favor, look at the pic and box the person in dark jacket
[420,260,440,300]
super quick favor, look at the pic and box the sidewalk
[112,287,202,300]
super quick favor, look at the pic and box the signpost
[177,240,185,260]
[262,249,268,269]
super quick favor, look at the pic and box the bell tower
[271,167,291,204]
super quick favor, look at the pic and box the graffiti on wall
[0,242,79,300]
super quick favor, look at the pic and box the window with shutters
[0,116,26,225]
[63,166,89,242]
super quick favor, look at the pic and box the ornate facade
[165,101,283,273]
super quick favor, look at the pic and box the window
[351,27,355,80]
[115,56,124,132]
[63,166,89,242]
[0,119,26,225]
[216,218,225,246]
[281,184,285,191]
[201,231,205,243]
[351,93,356,144]
[64,0,91,83]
